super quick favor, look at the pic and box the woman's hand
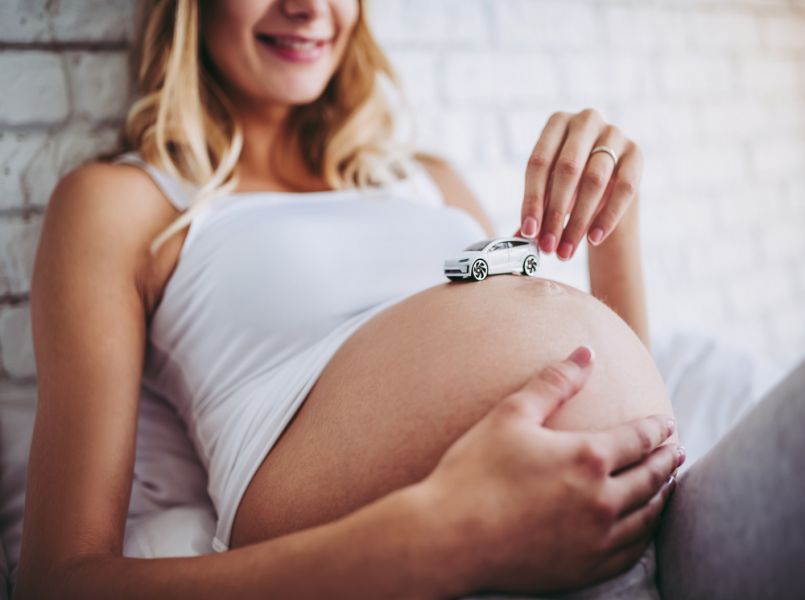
[420,346,683,596]
[513,109,644,261]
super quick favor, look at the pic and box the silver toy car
[444,236,541,282]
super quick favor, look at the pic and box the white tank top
[115,152,488,551]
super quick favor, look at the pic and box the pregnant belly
[230,275,676,548]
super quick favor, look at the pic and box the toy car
[444,236,541,281]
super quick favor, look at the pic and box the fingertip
[676,445,687,467]
[588,227,605,245]
[521,215,539,239]
[567,345,594,368]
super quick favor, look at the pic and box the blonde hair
[120,0,421,256]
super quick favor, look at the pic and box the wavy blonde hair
[120,0,422,256]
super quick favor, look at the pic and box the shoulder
[41,160,181,293]
[50,159,170,218]
[414,152,497,237]
[47,160,179,248]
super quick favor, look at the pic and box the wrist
[400,480,480,599]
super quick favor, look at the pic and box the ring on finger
[590,145,619,167]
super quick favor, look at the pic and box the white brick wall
[0,0,804,393]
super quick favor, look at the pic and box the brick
[613,103,700,151]
[18,123,118,206]
[713,184,786,235]
[385,49,439,105]
[0,216,41,297]
[730,268,793,319]
[765,98,805,134]
[751,139,805,180]
[659,55,737,99]
[367,0,488,46]
[697,99,771,143]
[561,55,649,103]
[64,51,132,122]
[665,146,748,191]
[685,234,759,280]
[443,51,559,105]
[604,6,691,51]
[0,0,135,43]
[0,52,69,126]
[760,14,805,52]
[505,107,565,161]
[0,131,43,210]
[413,108,505,167]
[693,12,760,52]
[0,0,50,42]
[0,303,35,380]
[740,57,803,98]
[639,164,674,203]
[760,220,805,264]
[491,0,598,49]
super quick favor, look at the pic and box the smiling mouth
[256,34,331,51]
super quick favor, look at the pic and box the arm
[30,485,456,600]
[511,109,649,347]
[587,196,650,348]
[15,164,458,600]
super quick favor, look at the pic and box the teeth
[273,37,318,50]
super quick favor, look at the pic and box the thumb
[501,346,594,425]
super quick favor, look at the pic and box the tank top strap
[400,157,447,208]
[114,151,195,211]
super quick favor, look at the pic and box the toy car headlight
[458,258,469,263]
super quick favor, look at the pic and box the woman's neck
[234,103,329,193]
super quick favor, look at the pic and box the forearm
[587,197,650,348]
[18,484,465,600]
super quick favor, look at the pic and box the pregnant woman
[16,1,805,598]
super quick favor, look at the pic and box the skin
[15,1,684,598]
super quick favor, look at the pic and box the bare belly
[229,275,676,548]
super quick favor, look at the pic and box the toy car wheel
[522,254,539,276]
[471,259,489,281]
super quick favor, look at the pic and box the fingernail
[541,233,557,253]
[588,228,604,245]
[557,241,573,260]
[521,216,538,238]
[677,446,687,466]
[568,345,594,367]
[666,418,676,434]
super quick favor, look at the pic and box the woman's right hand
[420,346,684,596]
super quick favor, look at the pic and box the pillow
[127,385,212,520]
[650,329,786,470]
[0,385,36,594]
[0,382,214,590]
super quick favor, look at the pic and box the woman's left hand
[512,108,644,260]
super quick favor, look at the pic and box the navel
[515,277,567,298]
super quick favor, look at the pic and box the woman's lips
[256,34,330,63]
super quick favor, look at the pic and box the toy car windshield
[463,240,492,251]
